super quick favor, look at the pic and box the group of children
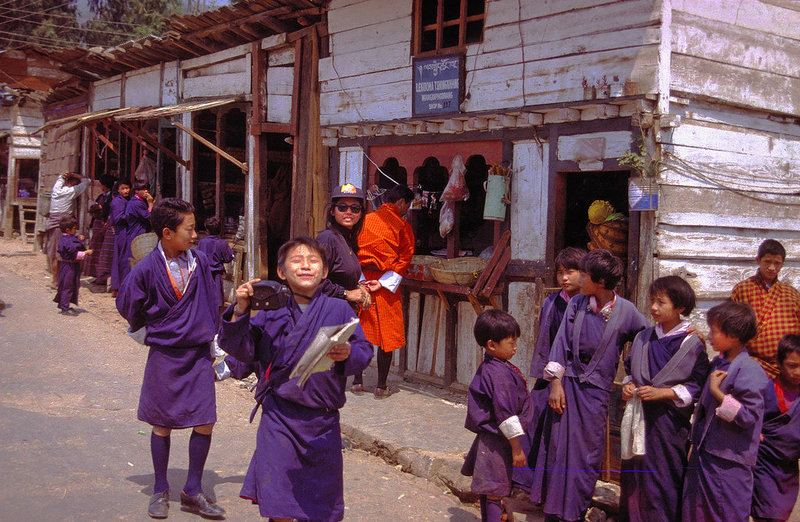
[461,246,800,522]
[56,188,797,521]
[52,178,235,319]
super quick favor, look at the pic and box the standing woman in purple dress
[109,180,130,297]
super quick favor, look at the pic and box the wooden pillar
[250,42,270,278]
[290,25,327,237]
[215,110,224,221]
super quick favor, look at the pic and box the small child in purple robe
[682,301,768,522]
[53,215,92,316]
[462,309,533,522]
[751,333,800,522]
[529,249,648,521]
[116,198,225,520]
[620,276,710,522]
[514,247,585,491]
[196,216,234,317]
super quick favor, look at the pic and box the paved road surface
[0,261,478,521]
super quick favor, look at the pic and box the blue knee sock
[150,432,171,494]
[183,430,211,496]
[480,495,503,522]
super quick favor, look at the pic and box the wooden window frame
[413,0,486,57]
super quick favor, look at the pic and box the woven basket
[130,232,158,261]
[407,255,440,281]
[430,257,488,286]
[586,218,628,257]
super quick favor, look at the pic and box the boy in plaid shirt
[731,239,800,378]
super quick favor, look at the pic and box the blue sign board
[412,55,462,116]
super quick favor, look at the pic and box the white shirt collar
[655,319,691,339]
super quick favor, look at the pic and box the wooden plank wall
[320,0,662,125]
[656,100,800,324]
[124,65,161,108]
[670,0,800,115]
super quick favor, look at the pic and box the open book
[289,317,361,387]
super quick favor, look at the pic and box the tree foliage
[85,0,187,46]
[0,0,83,49]
[0,0,188,50]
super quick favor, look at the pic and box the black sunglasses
[335,203,362,213]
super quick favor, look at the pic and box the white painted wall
[338,146,364,188]
[511,140,548,261]
[124,65,161,107]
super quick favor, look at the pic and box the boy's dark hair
[385,184,415,204]
[757,239,786,260]
[777,334,800,365]
[151,198,194,238]
[580,249,624,290]
[204,216,222,235]
[649,275,696,316]
[277,236,328,271]
[707,301,758,344]
[59,215,78,232]
[555,247,586,271]
[133,181,150,192]
[474,309,521,348]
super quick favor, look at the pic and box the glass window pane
[443,0,460,21]
[465,20,483,44]
[467,0,484,16]
[420,0,438,26]
[442,24,460,49]
[420,29,437,52]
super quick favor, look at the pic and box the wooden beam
[92,127,117,154]
[109,120,158,157]
[136,125,189,168]
[172,121,248,173]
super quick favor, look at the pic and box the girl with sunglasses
[316,184,372,320]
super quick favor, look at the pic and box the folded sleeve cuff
[543,361,565,381]
[379,271,402,293]
[622,375,632,385]
[499,415,525,439]
[671,384,693,407]
[715,394,742,422]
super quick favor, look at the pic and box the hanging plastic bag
[439,200,455,238]
[440,154,469,201]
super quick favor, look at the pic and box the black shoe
[148,490,169,519]
[180,490,225,519]
[59,308,79,316]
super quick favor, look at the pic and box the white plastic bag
[440,154,469,201]
[439,200,455,237]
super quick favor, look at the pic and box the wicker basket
[407,255,440,281]
[430,257,488,286]
[130,232,158,267]
[586,218,629,257]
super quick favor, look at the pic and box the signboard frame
[412,53,465,117]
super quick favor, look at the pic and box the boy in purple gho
[116,198,225,520]
[462,309,533,522]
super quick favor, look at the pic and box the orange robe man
[355,185,415,397]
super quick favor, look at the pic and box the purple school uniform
[121,195,150,280]
[529,294,647,521]
[513,291,570,491]
[619,328,710,522]
[751,379,800,521]
[109,194,128,290]
[462,354,533,496]
[54,234,86,311]
[218,291,373,521]
[116,247,219,428]
[682,351,768,522]
[196,235,234,311]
